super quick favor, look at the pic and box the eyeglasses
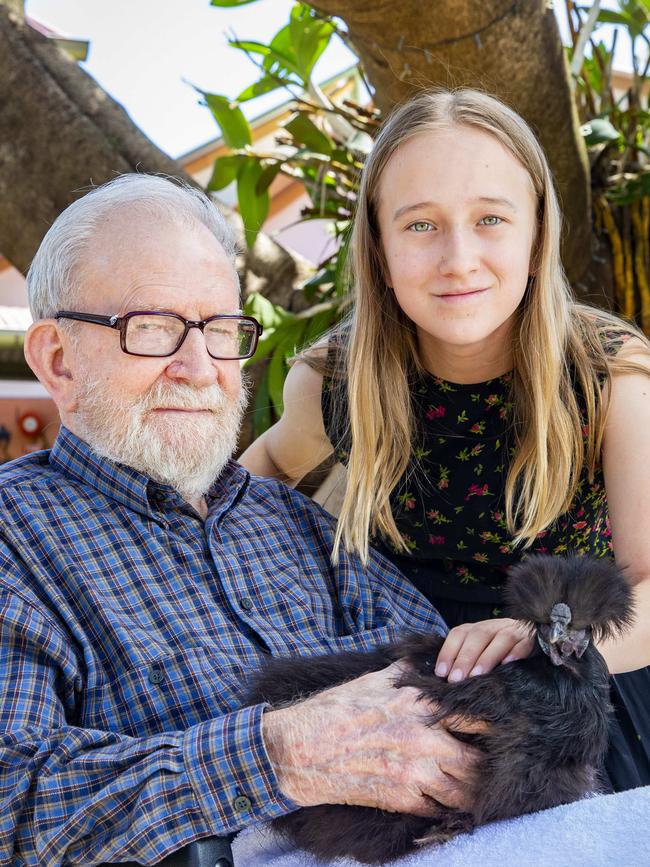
[55,310,263,360]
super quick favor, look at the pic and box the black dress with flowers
[322,369,650,792]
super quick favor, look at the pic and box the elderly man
[0,175,474,866]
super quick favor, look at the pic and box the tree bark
[310,0,593,288]
[0,1,309,308]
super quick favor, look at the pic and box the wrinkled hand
[434,618,535,682]
[263,663,480,815]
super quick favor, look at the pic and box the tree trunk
[311,0,593,289]
[0,1,309,308]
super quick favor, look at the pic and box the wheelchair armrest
[100,834,234,866]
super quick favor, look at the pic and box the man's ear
[24,320,79,413]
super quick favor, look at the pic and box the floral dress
[322,367,650,793]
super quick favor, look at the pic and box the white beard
[74,377,247,505]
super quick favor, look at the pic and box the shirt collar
[50,426,249,521]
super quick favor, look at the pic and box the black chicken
[245,554,634,865]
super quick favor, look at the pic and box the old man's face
[64,210,245,504]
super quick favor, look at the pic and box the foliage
[568,0,650,330]
[207,0,378,434]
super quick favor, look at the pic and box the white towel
[232,786,650,867]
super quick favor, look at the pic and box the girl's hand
[434,618,534,682]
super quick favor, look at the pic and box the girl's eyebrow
[392,196,518,222]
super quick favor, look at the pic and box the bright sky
[25,0,356,159]
[23,1,642,161]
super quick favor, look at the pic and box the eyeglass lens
[124,314,256,358]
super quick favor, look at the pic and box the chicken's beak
[549,621,566,644]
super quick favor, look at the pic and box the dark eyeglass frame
[54,310,263,360]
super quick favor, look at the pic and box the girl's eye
[408,221,434,232]
[479,215,502,226]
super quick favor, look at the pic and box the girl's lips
[437,288,488,300]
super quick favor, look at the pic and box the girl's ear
[23,320,79,413]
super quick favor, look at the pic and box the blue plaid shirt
[0,427,445,865]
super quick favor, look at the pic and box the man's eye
[408,221,434,232]
[135,321,164,332]
[479,215,502,226]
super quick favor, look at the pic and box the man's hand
[262,663,479,816]
[434,618,535,682]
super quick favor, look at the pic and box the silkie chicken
[245,554,634,865]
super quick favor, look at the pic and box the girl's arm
[239,361,334,485]
[599,341,650,672]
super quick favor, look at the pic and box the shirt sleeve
[0,585,296,866]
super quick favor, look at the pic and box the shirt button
[233,795,252,813]
[148,664,165,685]
[239,597,254,612]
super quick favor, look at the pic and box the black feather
[504,554,635,642]
[244,555,634,865]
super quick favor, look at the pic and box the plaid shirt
[0,427,445,866]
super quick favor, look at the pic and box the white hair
[27,174,239,320]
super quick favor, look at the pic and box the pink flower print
[426,405,446,420]
[485,394,500,406]
[572,521,587,530]
[582,424,589,437]
[499,407,508,420]
[536,530,547,539]
[405,498,416,510]
[466,483,489,500]
[494,511,503,522]
[470,422,485,434]
[576,507,585,518]
[428,534,445,545]
[499,545,510,554]
[438,478,449,490]
[470,444,484,456]
[473,552,489,563]
[536,546,548,554]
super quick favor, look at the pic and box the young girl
[240,89,650,791]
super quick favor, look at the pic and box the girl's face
[376,125,537,379]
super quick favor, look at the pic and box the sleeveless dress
[322,368,650,792]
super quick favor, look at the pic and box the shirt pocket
[81,646,253,737]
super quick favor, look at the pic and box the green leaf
[211,0,260,6]
[207,154,245,191]
[244,291,295,330]
[237,158,270,247]
[302,305,340,346]
[202,92,252,148]
[256,162,283,195]
[267,322,306,412]
[251,368,273,439]
[289,4,335,80]
[228,39,272,57]
[237,75,290,103]
[597,8,647,38]
[581,118,622,146]
[284,112,333,155]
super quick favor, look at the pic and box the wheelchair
[101,834,234,866]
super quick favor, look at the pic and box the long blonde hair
[314,89,649,564]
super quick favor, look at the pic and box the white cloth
[233,786,650,867]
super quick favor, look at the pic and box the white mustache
[139,383,231,414]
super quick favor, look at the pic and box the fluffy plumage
[246,555,634,865]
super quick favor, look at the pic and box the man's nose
[437,229,480,278]
[164,325,218,387]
